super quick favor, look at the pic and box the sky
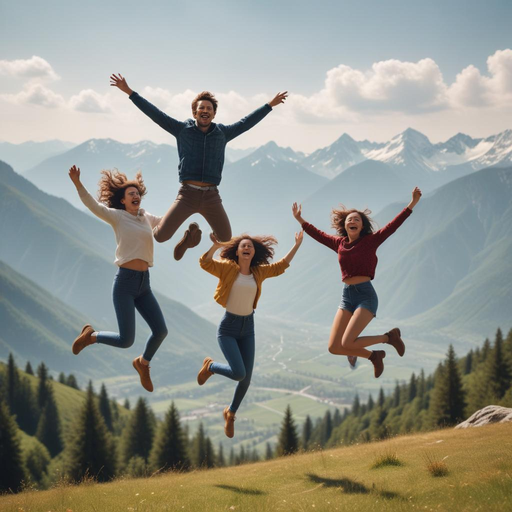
[1,0,511,152]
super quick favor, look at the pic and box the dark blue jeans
[210,312,255,413]
[96,268,168,361]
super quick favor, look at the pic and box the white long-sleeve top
[78,186,162,267]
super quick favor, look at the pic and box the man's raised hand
[268,91,288,108]
[110,73,133,96]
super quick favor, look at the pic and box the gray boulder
[455,405,512,429]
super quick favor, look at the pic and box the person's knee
[119,335,135,349]
[153,230,168,244]
[155,326,168,341]
[341,336,355,348]
[232,368,247,381]
[328,344,339,355]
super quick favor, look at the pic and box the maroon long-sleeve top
[302,207,412,281]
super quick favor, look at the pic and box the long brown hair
[331,205,374,237]
[97,170,147,210]
[220,234,278,267]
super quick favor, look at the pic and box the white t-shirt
[78,187,161,267]
[226,272,257,315]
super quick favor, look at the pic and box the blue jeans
[96,268,168,361]
[210,312,255,413]
[339,281,378,317]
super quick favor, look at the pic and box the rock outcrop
[455,405,512,429]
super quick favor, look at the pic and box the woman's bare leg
[328,309,371,358]
[341,307,387,350]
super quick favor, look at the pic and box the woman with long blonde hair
[68,165,167,392]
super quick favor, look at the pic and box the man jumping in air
[110,74,287,260]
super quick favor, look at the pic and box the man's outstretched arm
[110,73,185,137]
[223,91,288,142]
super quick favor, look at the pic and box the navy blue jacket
[130,92,272,185]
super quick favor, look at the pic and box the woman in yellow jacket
[196,229,303,438]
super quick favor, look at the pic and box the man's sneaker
[174,223,202,261]
[223,406,236,438]
[385,327,405,357]
[347,356,358,369]
[197,357,214,385]
[72,325,95,355]
[133,356,154,392]
[369,350,386,378]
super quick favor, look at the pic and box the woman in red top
[292,187,421,378]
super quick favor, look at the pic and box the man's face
[193,100,216,128]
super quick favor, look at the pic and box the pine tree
[217,443,225,467]
[265,442,274,460]
[481,338,491,362]
[301,414,313,450]
[378,387,385,407]
[36,362,50,411]
[66,374,80,389]
[429,345,466,427]
[124,398,131,410]
[150,402,189,472]
[367,394,375,411]
[24,442,51,486]
[352,394,361,415]
[464,350,473,375]
[58,372,67,385]
[65,382,116,482]
[6,353,19,412]
[485,328,511,401]
[13,375,39,435]
[25,361,34,375]
[190,423,207,467]
[0,399,26,493]
[276,405,299,456]
[229,447,235,466]
[332,409,342,428]
[408,373,417,402]
[98,384,113,431]
[122,397,154,464]
[36,385,63,457]
[319,410,333,446]
[392,382,401,407]
[204,437,216,468]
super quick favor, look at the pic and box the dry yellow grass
[2,422,511,512]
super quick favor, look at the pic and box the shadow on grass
[306,474,401,500]
[215,484,267,496]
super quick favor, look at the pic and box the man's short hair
[192,91,218,114]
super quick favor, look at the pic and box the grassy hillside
[2,422,510,511]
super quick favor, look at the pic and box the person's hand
[209,232,224,249]
[68,165,81,185]
[110,73,133,95]
[412,187,422,203]
[268,91,288,108]
[292,202,304,223]
[295,230,304,246]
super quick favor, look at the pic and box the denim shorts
[339,281,378,316]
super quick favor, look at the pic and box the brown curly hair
[97,170,147,210]
[220,234,278,267]
[192,91,218,114]
[331,205,374,237]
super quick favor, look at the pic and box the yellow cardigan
[199,252,290,309]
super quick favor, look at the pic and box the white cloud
[448,49,512,107]
[69,89,111,113]
[0,56,59,82]
[0,83,65,108]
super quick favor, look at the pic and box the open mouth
[132,200,140,206]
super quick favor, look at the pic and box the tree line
[1,327,510,493]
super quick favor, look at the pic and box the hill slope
[2,423,511,511]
